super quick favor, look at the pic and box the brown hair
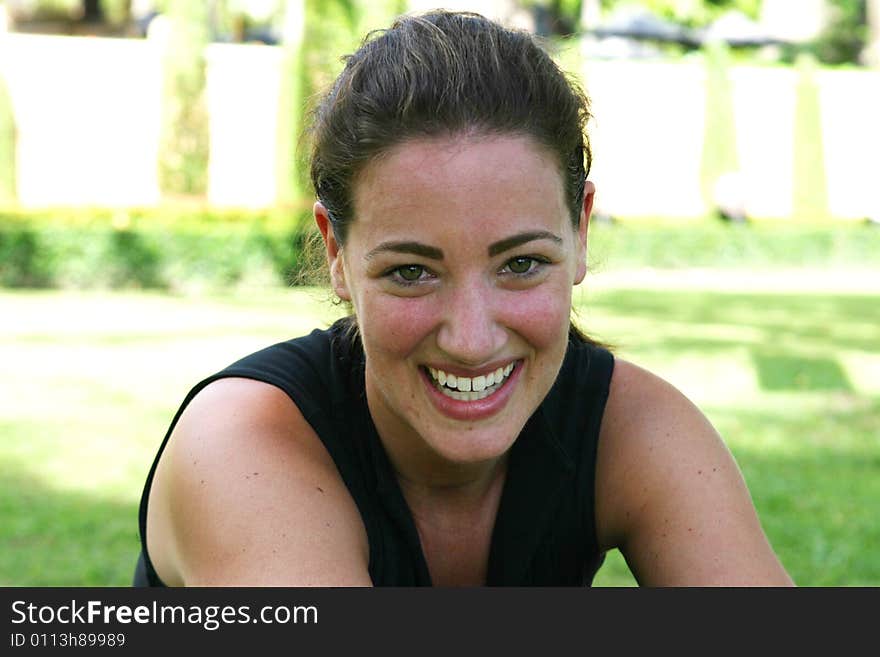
[308,10,592,246]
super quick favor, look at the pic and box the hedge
[1,209,878,291]
[0,207,316,291]
[585,219,880,272]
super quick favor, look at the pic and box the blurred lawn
[1,276,878,586]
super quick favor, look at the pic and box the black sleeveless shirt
[134,319,614,586]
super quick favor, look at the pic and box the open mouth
[424,362,517,402]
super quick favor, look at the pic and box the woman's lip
[420,361,522,422]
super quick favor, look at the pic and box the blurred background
[0,0,878,586]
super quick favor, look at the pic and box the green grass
[579,284,880,586]
[1,279,878,586]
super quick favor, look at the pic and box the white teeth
[445,389,493,402]
[427,362,517,401]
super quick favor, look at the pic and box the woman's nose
[435,279,506,366]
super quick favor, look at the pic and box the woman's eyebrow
[365,241,444,260]
[488,230,562,256]
[364,230,563,261]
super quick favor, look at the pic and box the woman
[134,10,793,586]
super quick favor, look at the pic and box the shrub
[0,208,313,291]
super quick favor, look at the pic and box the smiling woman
[133,10,794,587]
[321,135,585,469]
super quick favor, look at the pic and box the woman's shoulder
[146,371,371,586]
[598,357,727,457]
[594,359,793,585]
[596,358,732,535]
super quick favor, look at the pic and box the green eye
[507,257,534,274]
[397,265,424,281]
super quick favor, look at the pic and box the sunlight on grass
[838,352,880,396]
[1,289,344,501]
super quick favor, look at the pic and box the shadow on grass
[0,461,140,587]
[751,350,852,392]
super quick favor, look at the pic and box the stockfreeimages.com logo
[11,599,317,631]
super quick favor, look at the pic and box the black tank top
[134,319,614,586]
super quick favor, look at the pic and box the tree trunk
[276,0,307,207]
[866,0,880,68]
[157,3,211,198]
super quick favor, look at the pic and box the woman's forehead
[361,132,556,176]
[352,134,567,219]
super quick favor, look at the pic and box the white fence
[585,59,880,220]
[1,32,878,219]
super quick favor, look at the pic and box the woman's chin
[419,426,519,468]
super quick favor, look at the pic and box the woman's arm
[146,378,373,586]
[595,359,794,586]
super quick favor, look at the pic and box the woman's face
[317,134,590,473]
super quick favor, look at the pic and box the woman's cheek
[358,290,439,355]
[499,284,572,346]
[356,281,571,356]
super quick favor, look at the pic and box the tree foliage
[811,0,868,65]
[602,0,761,28]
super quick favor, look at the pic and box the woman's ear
[314,202,351,301]
[574,181,595,285]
